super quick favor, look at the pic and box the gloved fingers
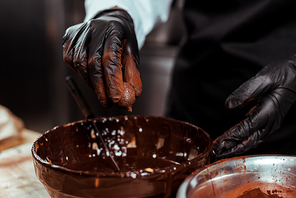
[214,131,262,158]
[213,105,264,155]
[83,20,113,107]
[72,25,94,88]
[101,21,125,103]
[122,39,142,97]
[213,117,253,153]
[88,52,111,108]
[62,23,85,69]
[63,23,93,88]
[106,10,142,97]
[62,23,83,49]
[252,88,296,134]
[62,30,76,69]
[63,9,142,109]
[225,66,274,110]
[214,93,280,157]
[216,58,296,158]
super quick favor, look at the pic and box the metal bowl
[32,115,212,198]
[177,155,296,198]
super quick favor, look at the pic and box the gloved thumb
[225,67,273,110]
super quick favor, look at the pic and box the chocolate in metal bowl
[31,115,213,198]
[177,155,296,198]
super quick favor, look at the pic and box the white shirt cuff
[84,0,172,48]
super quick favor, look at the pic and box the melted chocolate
[61,148,180,173]
[220,181,296,198]
[237,188,282,198]
[32,116,213,197]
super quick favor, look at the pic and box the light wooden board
[0,130,50,198]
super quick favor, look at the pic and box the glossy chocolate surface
[32,116,212,197]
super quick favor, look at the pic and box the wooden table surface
[0,129,50,198]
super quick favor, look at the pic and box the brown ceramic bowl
[32,115,212,198]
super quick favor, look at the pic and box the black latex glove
[213,56,296,158]
[62,9,142,108]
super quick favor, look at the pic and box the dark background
[0,0,184,133]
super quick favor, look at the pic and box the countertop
[0,129,50,198]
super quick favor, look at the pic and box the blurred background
[0,0,185,133]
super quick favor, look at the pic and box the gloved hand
[62,8,142,108]
[213,56,296,158]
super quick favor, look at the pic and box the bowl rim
[31,115,213,178]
